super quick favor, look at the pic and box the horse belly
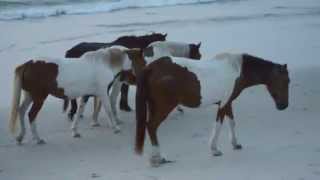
[198,68,238,107]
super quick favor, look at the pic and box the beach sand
[0,0,320,179]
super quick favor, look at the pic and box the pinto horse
[133,53,290,167]
[64,33,167,118]
[9,47,128,144]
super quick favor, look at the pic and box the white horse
[9,47,127,144]
[144,41,201,62]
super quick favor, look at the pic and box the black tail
[135,68,151,155]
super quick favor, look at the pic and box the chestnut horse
[134,53,290,167]
[64,32,167,120]
[9,47,128,144]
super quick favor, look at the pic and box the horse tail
[63,99,69,113]
[214,52,243,73]
[135,68,152,155]
[9,65,24,134]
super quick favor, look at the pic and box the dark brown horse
[133,53,290,167]
[64,32,167,120]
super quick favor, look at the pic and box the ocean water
[0,0,223,21]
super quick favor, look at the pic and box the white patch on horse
[145,41,190,64]
[169,52,243,107]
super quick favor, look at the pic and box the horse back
[65,42,110,58]
[147,57,201,108]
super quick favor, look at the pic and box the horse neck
[241,54,275,87]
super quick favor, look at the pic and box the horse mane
[113,33,165,43]
[214,52,243,73]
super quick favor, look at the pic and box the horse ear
[164,33,167,38]
[284,64,287,69]
[197,42,201,48]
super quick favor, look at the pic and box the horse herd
[9,32,290,167]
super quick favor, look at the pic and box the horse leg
[78,95,90,119]
[68,99,77,121]
[110,79,123,125]
[210,107,224,156]
[148,102,176,167]
[71,102,83,138]
[176,106,184,114]
[28,95,47,144]
[119,84,132,112]
[226,105,242,150]
[16,91,32,144]
[100,95,120,133]
[91,97,101,127]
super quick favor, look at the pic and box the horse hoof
[37,139,46,145]
[73,133,81,138]
[16,136,24,145]
[212,150,223,156]
[233,144,242,150]
[91,122,101,127]
[120,105,132,112]
[177,107,184,114]
[150,157,175,167]
[113,127,121,134]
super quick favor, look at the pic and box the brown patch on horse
[135,57,201,154]
[20,60,65,99]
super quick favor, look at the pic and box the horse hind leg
[226,105,242,150]
[210,106,225,156]
[79,95,90,119]
[148,102,176,167]
[28,96,47,145]
[16,91,32,144]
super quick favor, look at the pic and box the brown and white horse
[133,53,290,167]
[9,47,128,144]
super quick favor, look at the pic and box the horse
[133,53,290,167]
[64,32,167,120]
[78,41,202,123]
[9,47,129,145]
[144,41,201,60]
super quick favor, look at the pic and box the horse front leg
[91,97,101,127]
[100,95,120,133]
[119,84,132,112]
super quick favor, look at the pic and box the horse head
[266,64,290,110]
[189,42,202,60]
